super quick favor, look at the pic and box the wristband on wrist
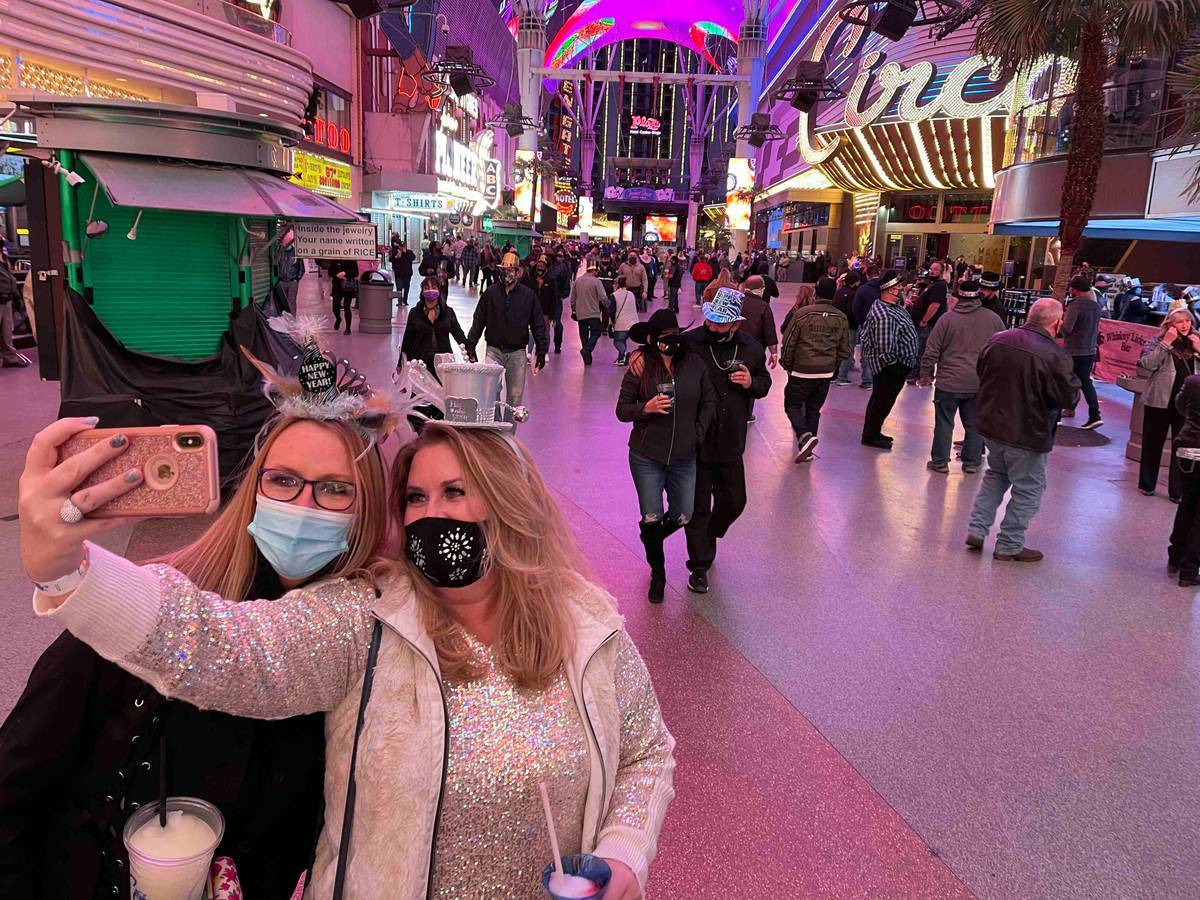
[32,548,90,595]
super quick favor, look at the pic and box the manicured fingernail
[82,416,100,426]
[124,469,142,483]
[110,434,127,448]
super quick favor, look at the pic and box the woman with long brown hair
[20,405,675,897]
[0,412,388,897]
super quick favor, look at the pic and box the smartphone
[57,425,220,518]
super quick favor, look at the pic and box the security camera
[436,13,449,35]
[65,170,86,187]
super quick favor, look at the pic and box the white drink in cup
[122,797,224,900]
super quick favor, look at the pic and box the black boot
[661,517,683,540]
[639,521,666,604]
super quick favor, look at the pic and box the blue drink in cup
[541,854,612,899]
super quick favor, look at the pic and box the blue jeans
[968,439,1049,555]
[578,318,602,360]
[629,449,697,523]
[613,330,630,358]
[839,329,871,386]
[486,346,527,408]
[694,280,707,305]
[932,390,983,466]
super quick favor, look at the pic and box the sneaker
[963,464,980,474]
[1139,487,1155,497]
[747,414,757,423]
[859,383,871,389]
[965,534,984,551]
[687,571,709,593]
[2,357,31,368]
[795,433,819,463]
[993,548,1044,562]
[833,379,852,386]
[927,461,949,473]
[1082,416,1104,430]
[1180,570,1200,587]
[879,433,895,444]
[616,356,628,366]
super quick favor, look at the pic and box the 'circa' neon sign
[796,16,1014,167]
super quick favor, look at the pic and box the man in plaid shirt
[459,238,481,290]
[859,270,918,449]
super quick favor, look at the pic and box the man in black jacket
[683,288,772,593]
[466,251,548,410]
[908,261,948,382]
[965,298,1081,562]
[544,251,571,353]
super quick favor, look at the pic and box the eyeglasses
[258,468,357,511]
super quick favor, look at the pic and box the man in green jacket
[779,276,850,462]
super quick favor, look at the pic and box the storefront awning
[79,154,361,222]
[993,217,1200,243]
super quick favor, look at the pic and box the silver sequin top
[433,630,590,900]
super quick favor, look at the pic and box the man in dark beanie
[859,270,919,448]
[1062,274,1103,429]
[779,276,850,462]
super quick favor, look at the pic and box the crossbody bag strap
[331,618,384,900]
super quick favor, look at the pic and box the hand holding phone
[57,425,220,518]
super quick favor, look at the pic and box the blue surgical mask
[247,496,352,581]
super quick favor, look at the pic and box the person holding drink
[0,328,392,898]
[18,367,675,897]
[616,309,717,603]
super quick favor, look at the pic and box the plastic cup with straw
[538,781,611,899]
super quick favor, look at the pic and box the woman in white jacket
[20,419,675,900]
[611,276,641,366]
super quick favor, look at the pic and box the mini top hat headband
[242,313,417,452]
[397,353,529,432]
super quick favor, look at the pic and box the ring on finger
[60,498,85,524]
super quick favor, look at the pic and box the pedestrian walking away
[1062,275,1104,430]
[779,276,849,463]
[917,280,1005,474]
[859,270,918,448]
[966,299,1081,562]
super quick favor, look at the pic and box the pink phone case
[58,425,220,518]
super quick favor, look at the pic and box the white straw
[538,781,564,877]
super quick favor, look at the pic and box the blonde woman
[1137,308,1200,500]
[2,414,388,897]
[21,422,675,900]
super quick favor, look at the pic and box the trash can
[358,271,399,334]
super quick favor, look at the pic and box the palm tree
[971,0,1200,298]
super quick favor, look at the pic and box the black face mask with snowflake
[404,517,488,588]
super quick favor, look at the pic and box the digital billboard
[513,149,536,221]
[645,215,678,244]
[725,157,755,232]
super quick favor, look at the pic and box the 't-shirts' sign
[291,222,376,259]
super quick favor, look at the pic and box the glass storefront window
[889,194,939,225]
[942,192,992,224]
[1013,55,1166,164]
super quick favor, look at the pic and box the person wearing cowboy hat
[616,309,717,603]
[978,271,1005,321]
[859,270,919,449]
[917,279,1005,474]
[466,250,548,411]
[681,288,771,593]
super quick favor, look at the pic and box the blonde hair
[793,283,816,309]
[389,423,589,689]
[1159,309,1194,340]
[157,417,388,599]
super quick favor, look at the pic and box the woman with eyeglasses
[19,416,675,900]
[616,309,717,603]
[0,413,388,898]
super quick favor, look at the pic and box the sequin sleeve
[124,566,378,719]
[593,630,677,887]
[37,542,377,720]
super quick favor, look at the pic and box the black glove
[536,353,547,371]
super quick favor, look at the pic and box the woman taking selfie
[399,276,469,378]
[1,335,390,897]
[1136,308,1200,500]
[20,398,674,898]
[616,309,716,603]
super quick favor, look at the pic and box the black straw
[158,735,167,827]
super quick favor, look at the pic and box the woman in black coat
[398,276,469,378]
[615,308,717,604]
[0,414,389,898]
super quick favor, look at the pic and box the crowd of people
[381,234,1199,592]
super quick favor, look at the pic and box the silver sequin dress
[432,630,590,899]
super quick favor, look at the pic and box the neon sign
[308,116,351,156]
[630,114,661,136]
